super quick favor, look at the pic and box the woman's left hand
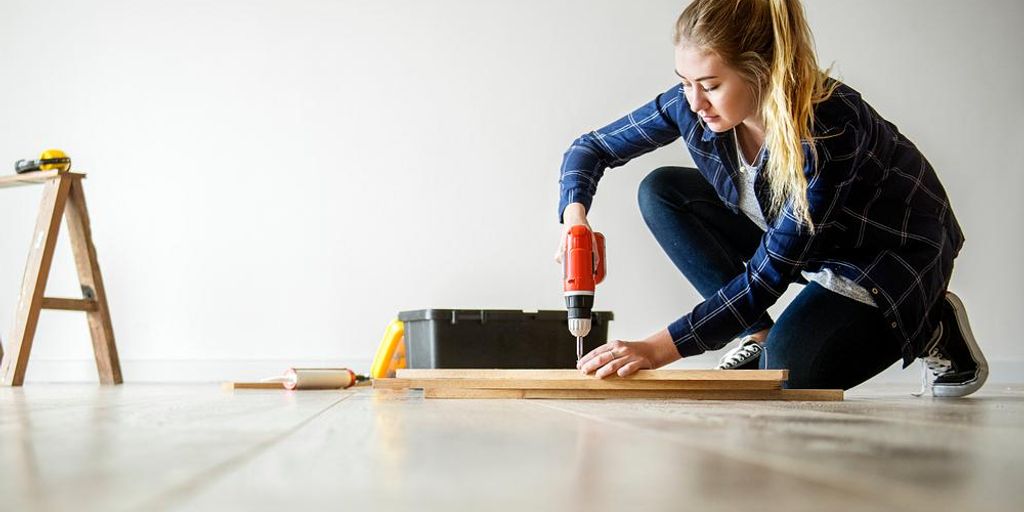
[577,328,682,378]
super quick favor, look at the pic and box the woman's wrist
[562,203,588,225]
[645,328,682,368]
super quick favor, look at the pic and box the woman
[558,0,986,396]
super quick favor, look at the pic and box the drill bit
[576,335,583,362]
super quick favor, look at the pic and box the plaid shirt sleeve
[558,86,685,221]
[667,120,866,357]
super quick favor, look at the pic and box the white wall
[1,0,1021,382]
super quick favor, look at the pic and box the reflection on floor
[1,383,1022,511]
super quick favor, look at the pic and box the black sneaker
[717,336,763,370]
[920,291,988,397]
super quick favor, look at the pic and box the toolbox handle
[450,310,487,324]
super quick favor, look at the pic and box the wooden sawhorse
[0,170,121,386]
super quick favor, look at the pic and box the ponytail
[762,0,834,232]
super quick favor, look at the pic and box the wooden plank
[1,176,72,386]
[396,369,788,382]
[63,177,122,385]
[40,298,99,312]
[420,387,844,401]
[0,170,76,189]
[374,377,782,391]
[221,382,286,390]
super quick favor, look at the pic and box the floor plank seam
[737,400,1018,432]
[129,393,356,511]
[526,399,934,508]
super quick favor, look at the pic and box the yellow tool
[370,318,406,379]
[15,149,72,174]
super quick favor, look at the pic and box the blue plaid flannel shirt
[558,81,964,366]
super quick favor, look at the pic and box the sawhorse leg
[65,176,121,384]
[1,174,121,386]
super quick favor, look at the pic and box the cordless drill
[562,225,606,362]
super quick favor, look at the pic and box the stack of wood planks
[373,369,843,400]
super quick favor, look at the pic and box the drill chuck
[565,293,594,337]
[568,317,592,338]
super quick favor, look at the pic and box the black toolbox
[398,309,614,369]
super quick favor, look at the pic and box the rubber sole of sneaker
[932,292,988,397]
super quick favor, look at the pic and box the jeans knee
[762,331,796,370]
[764,329,820,389]
[638,167,689,219]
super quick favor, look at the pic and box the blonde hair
[674,0,838,232]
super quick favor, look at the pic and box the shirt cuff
[558,188,593,223]
[667,315,706,358]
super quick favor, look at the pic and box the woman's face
[674,44,758,133]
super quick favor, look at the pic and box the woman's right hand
[554,202,597,264]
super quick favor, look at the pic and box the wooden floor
[1,383,1022,511]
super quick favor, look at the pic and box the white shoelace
[923,345,953,376]
[913,322,947,397]
[717,338,764,370]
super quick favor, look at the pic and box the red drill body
[563,225,606,359]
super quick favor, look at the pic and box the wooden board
[378,369,841,401]
[395,369,788,382]
[421,387,844,401]
[40,297,99,311]
[375,377,782,391]
[0,169,77,189]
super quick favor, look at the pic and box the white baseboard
[12,358,1023,384]
[16,359,375,383]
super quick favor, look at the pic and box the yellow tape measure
[15,149,72,174]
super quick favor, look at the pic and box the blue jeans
[638,167,901,390]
